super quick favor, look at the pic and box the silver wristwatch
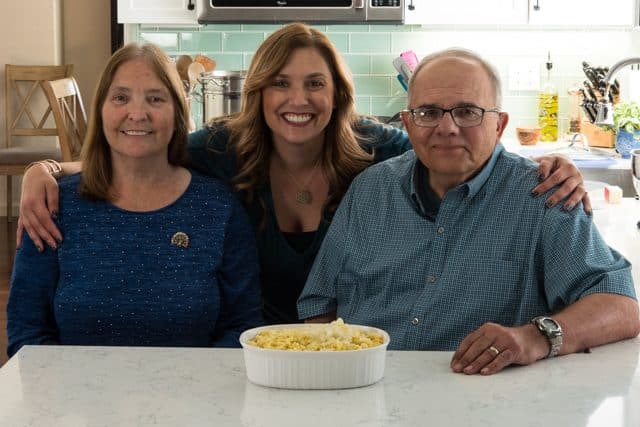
[531,316,563,358]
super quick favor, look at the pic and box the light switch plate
[508,61,540,92]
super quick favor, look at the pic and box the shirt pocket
[442,257,527,321]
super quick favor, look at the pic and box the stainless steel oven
[197,0,404,24]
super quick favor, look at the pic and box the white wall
[0,0,62,217]
[62,0,111,114]
[0,0,110,217]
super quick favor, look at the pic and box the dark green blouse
[187,119,412,324]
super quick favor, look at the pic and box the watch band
[531,316,563,358]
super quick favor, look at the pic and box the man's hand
[450,322,549,375]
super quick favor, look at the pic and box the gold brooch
[171,231,190,248]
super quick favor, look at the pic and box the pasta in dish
[247,318,384,351]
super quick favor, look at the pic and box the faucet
[595,57,640,127]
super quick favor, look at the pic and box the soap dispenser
[538,52,558,142]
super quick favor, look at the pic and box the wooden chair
[1,64,74,221]
[42,77,87,163]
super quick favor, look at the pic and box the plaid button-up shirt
[298,144,635,351]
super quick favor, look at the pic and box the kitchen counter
[0,200,637,427]
[502,138,634,196]
[0,340,639,427]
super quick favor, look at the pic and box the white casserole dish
[239,323,390,389]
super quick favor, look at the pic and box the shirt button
[437,226,445,234]
[411,317,420,325]
[426,275,437,283]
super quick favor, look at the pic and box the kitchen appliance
[197,0,404,24]
[197,70,246,125]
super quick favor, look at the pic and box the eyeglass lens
[412,107,489,128]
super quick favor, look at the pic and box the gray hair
[409,48,503,109]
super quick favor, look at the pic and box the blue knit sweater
[7,172,263,357]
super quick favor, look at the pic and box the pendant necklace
[282,157,321,205]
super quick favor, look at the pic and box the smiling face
[402,55,508,193]
[261,47,335,149]
[101,57,176,163]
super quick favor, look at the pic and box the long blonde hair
[80,43,189,201]
[212,22,373,216]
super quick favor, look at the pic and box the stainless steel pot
[198,70,246,125]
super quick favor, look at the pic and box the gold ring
[488,346,500,356]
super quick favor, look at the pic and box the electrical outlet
[508,62,540,91]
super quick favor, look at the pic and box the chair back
[42,77,87,161]
[5,64,74,148]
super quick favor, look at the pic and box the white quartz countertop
[1,340,639,427]
[0,202,637,427]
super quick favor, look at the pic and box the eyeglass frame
[403,105,501,128]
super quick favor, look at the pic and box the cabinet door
[528,0,635,26]
[117,0,198,24]
[405,0,528,25]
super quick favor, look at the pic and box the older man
[297,48,639,375]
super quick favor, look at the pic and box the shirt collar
[407,142,505,205]
[465,143,504,198]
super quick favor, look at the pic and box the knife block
[581,121,615,148]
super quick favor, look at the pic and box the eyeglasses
[404,106,500,128]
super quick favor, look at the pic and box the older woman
[7,43,262,357]
[18,24,588,325]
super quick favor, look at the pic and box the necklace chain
[281,157,321,205]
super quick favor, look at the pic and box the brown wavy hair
[211,22,373,216]
[79,42,189,201]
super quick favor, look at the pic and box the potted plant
[613,101,640,158]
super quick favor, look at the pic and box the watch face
[542,318,558,329]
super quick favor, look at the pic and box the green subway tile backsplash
[371,96,407,117]
[326,25,370,33]
[180,32,221,52]
[371,54,398,75]
[211,54,245,71]
[138,23,414,116]
[222,32,265,52]
[354,97,372,115]
[343,55,371,75]
[353,76,391,97]
[369,24,411,33]
[134,23,637,123]
[325,34,349,53]
[139,33,179,51]
[202,24,242,31]
[350,33,391,53]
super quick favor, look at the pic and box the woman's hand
[17,164,62,251]
[531,154,591,214]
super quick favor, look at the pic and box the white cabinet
[528,0,635,26]
[404,0,528,25]
[405,0,636,27]
[117,0,198,24]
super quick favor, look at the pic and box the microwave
[197,1,404,24]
